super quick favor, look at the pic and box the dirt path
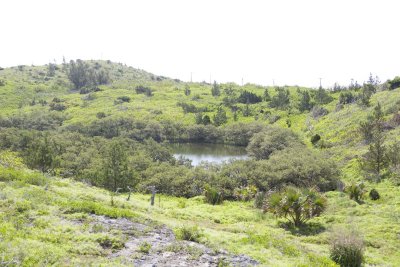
[89,215,258,266]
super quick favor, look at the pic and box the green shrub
[175,225,203,242]
[311,134,321,146]
[345,182,366,204]
[0,167,47,186]
[233,185,257,201]
[237,90,262,104]
[246,126,302,160]
[96,112,106,119]
[311,106,328,119]
[204,184,223,205]
[135,85,153,96]
[253,191,266,209]
[117,96,131,103]
[263,186,327,227]
[14,200,32,213]
[62,200,138,219]
[96,235,125,250]
[177,199,187,208]
[250,147,340,192]
[330,228,364,267]
[369,189,380,200]
[138,242,151,254]
[387,76,400,90]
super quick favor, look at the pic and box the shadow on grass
[279,221,326,236]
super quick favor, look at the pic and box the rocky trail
[87,215,258,267]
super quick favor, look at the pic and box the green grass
[1,150,400,266]
[1,61,400,266]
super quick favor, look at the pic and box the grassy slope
[0,62,307,126]
[1,153,399,266]
[1,62,400,266]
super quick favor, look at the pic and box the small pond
[169,143,248,166]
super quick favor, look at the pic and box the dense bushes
[339,91,356,105]
[237,90,262,104]
[249,147,340,191]
[67,59,110,89]
[387,76,400,90]
[177,102,199,113]
[0,166,48,186]
[93,119,263,145]
[0,116,340,200]
[314,87,333,105]
[117,96,131,103]
[269,87,290,110]
[0,111,65,131]
[246,127,303,160]
[135,85,153,96]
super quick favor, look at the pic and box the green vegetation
[175,225,203,242]
[368,188,380,200]
[138,242,152,254]
[263,187,327,227]
[330,228,364,267]
[345,182,367,204]
[0,61,400,265]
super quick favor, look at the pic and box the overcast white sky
[1,0,399,87]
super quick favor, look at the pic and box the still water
[169,143,248,166]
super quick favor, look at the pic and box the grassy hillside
[1,61,400,266]
[1,151,399,266]
[0,61,315,126]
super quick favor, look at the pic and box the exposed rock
[88,215,258,266]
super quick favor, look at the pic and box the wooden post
[149,186,156,206]
[127,186,132,201]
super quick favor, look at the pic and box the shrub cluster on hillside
[0,118,339,199]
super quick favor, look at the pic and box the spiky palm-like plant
[263,186,327,227]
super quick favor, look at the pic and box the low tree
[269,87,290,110]
[314,87,333,105]
[386,142,400,175]
[357,73,379,106]
[47,63,56,77]
[213,106,227,126]
[195,113,203,125]
[184,85,191,96]
[202,115,211,125]
[211,81,220,97]
[263,88,271,101]
[25,134,59,173]
[102,139,135,192]
[242,102,252,117]
[359,103,388,180]
[263,186,327,227]
[67,59,110,90]
[339,91,356,105]
[298,90,313,112]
